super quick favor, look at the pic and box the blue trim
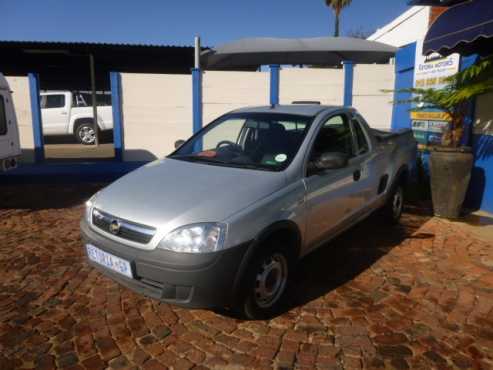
[192,68,203,151]
[110,72,124,161]
[269,65,280,106]
[391,43,417,131]
[0,161,147,184]
[467,134,493,213]
[192,68,203,134]
[343,61,354,107]
[28,73,44,163]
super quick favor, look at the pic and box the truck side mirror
[313,152,349,171]
[174,139,185,149]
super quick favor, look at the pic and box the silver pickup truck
[81,104,416,319]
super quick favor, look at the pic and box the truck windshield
[169,113,313,171]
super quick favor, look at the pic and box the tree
[325,0,353,37]
[392,56,493,147]
[346,27,374,39]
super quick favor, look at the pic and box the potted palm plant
[395,56,493,218]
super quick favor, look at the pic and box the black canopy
[202,37,397,70]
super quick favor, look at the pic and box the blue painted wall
[391,43,493,213]
[391,43,417,132]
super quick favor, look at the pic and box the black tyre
[236,244,292,320]
[382,184,404,224]
[75,121,97,145]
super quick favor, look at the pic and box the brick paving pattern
[0,184,492,369]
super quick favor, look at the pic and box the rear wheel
[236,245,291,320]
[75,121,97,145]
[382,184,404,224]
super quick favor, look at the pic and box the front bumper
[80,219,250,309]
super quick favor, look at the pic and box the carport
[191,37,397,134]
[0,40,194,165]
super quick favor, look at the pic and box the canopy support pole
[89,53,99,146]
[110,72,124,161]
[28,73,44,163]
[270,64,280,106]
[192,36,203,135]
[343,60,354,107]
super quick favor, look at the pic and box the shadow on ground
[281,204,433,313]
[0,183,107,210]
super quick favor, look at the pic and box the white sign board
[413,39,460,92]
[411,39,461,147]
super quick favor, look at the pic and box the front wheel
[236,246,291,320]
[382,184,404,224]
[75,122,97,145]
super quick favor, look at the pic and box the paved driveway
[0,184,492,370]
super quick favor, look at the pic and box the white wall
[121,67,395,161]
[203,71,269,123]
[5,76,35,163]
[280,68,344,106]
[353,64,395,130]
[368,6,430,48]
[121,73,192,161]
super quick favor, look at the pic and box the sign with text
[412,39,460,148]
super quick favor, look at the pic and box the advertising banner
[412,39,460,149]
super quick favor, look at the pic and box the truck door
[41,93,70,135]
[350,114,386,209]
[304,112,367,249]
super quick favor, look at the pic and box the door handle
[61,111,68,115]
[353,169,361,181]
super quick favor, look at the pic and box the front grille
[92,208,156,244]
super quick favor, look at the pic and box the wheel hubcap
[79,126,95,144]
[392,188,403,219]
[254,253,288,308]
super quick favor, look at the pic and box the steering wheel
[216,140,242,153]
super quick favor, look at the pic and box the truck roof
[230,104,353,117]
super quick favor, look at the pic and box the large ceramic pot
[429,146,474,219]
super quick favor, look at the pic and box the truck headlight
[158,223,226,253]
[84,193,99,223]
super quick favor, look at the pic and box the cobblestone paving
[1,184,493,370]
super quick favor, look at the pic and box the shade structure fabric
[202,37,397,70]
[423,0,493,56]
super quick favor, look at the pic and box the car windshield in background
[170,113,313,171]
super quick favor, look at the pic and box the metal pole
[194,36,201,69]
[192,36,203,150]
[269,65,280,106]
[343,60,354,107]
[89,53,99,146]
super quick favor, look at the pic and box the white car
[41,91,113,145]
[0,73,21,171]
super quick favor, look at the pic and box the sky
[2,0,410,46]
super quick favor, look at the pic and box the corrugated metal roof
[0,39,197,89]
[0,39,195,49]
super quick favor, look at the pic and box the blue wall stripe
[110,72,124,162]
[391,43,417,132]
[28,73,44,163]
[467,134,493,213]
[269,65,280,106]
[343,61,354,107]
[192,68,203,134]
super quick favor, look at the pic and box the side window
[310,114,354,160]
[0,95,7,135]
[41,94,65,109]
[351,117,370,155]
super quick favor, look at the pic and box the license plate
[86,244,133,279]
